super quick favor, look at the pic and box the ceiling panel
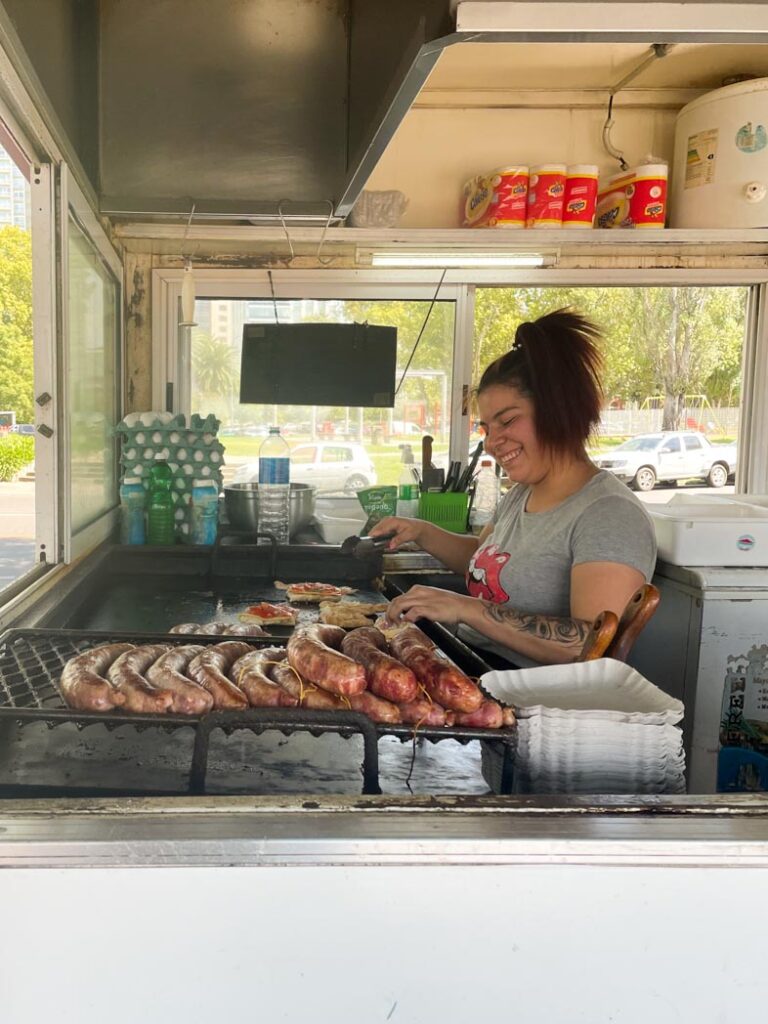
[425,42,768,92]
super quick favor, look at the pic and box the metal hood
[3,1,768,223]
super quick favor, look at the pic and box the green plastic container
[418,492,469,533]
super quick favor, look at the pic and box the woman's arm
[369,516,488,575]
[385,561,645,665]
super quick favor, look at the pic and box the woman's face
[477,383,550,486]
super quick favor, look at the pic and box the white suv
[233,442,377,493]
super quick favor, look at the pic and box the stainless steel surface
[2,794,768,868]
[99,0,348,211]
[224,482,315,538]
[382,551,451,572]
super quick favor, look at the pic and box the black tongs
[340,531,397,560]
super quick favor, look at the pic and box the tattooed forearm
[482,602,591,650]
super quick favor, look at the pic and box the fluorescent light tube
[368,251,550,268]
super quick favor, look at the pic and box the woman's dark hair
[477,308,604,458]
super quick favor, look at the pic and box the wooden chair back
[577,609,619,662]
[605,583,661,662]
[577,583,661,663]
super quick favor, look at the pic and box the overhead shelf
[114,223,768,265]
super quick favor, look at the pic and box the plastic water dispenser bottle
[258,427,290,543]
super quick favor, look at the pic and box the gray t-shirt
[458,470,657,666]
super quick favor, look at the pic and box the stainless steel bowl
[224,482,315,539]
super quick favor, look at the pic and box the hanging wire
[316,199,337,267]
[268,269,280,323]
[277,199,295,262]
[394,269,447,396]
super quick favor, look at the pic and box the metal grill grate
[0,628,515,794]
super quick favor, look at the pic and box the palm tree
[192,331,236,397]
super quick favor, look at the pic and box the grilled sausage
[269,661,347,710]
[169,622,267,637]
[286,625,367,697]
[59,643,133,711]
[396,698,454,728]
[230,648,298,707]
[453,699,504,729]
[341,627,419,704]
[107,644,175,713]
[146,644,213,715]
[187,641,252,708]
[349,691,401,724]
[387,624,483,714]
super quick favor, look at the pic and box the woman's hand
[368,516,427,550]
[386,585,478,627]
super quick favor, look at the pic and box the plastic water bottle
[258,427,290,543]
[470,459,501,532]
[147,456,175,545]
[119,477,146,545]
[191,479,219,545]
[396,463,420,518]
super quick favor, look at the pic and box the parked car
[12,424,35,436]
[232,442,377,493]
[594,431,738,491]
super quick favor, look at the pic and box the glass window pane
[68,215,119,532]
[473,286,746,502]
[0,141,35,593]
[192,297,455,493]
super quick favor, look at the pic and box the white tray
[480,658,684,722]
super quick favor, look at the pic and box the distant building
[0,147,29,229]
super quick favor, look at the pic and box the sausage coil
[146,645,213,715]
[387,624,483,714]
[187,641,252,709]
[230,648,298,707]
[341,627,419,704]
[60,643,133,712]
[287,624,367,697]
[107,645,175,713]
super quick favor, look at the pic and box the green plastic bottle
[147,456,175,545]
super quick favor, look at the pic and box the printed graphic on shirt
[466,543,511,603]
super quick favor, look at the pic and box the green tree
[191,330,236,420]
[342,299,455,435]
[473,285,746,426]
[0,225,34,423]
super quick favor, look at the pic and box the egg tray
[115,413,224,541]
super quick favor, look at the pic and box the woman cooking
[371,308,657,669]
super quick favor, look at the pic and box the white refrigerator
[630,561,768,793]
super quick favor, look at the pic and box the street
[0,481,35,589]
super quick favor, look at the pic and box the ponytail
[477,308,604,457]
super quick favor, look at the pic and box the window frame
[59,165,124,562]
[154,268,768,486]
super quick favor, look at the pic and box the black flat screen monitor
[239,322,397,407]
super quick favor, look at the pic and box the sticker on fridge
[718,644,768,792]
[684,128,718,189]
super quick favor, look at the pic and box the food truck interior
[1,4,768,1019]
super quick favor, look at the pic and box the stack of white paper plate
[480,659,685,794]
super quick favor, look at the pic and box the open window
[154,272,461,494]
